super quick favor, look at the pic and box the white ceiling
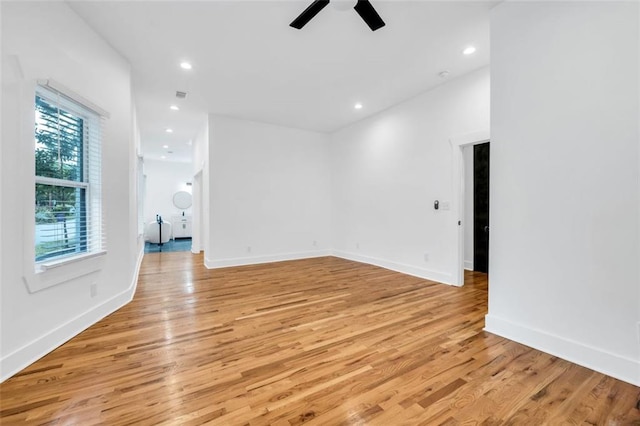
[69,1,493,163]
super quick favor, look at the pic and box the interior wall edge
[204,250,455,287]
[485,314,640,387]
[204,249,333,269]
[0,245,144,383]
[332,250,455,286]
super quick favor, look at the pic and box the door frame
[191,169,204,254]
[449,130,490,287]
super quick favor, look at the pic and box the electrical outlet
[90,283,97,298]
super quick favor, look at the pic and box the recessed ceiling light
[163,144,169,149]
[161,155,166,159]
[166,128,173,133]
[180,62,192,70]
[354,103,363,110]
[170,105,179,111]
[462,46,476,55]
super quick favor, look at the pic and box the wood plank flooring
[1,254,639,425]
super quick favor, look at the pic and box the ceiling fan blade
[353,0,385,31]
[290,0,330,29]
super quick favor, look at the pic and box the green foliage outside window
[35,94,87,261]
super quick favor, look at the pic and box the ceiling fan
[290,0,386,32]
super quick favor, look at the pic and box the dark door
[474,142,490,273]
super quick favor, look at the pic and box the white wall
[1,2,141,381]
[143,159,193,236]
[463,145,474,270]
[207,115,331,267]
[330,68,490,284]
[487,1,639,386]
[0,2,4,360]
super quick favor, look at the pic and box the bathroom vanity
[171,190,193,239]
[172,215,192,239]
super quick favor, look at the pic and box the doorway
[473,142,490,273]
[449,130,490,287]
[191,170,204,254]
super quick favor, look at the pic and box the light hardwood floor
[1,253,639,425]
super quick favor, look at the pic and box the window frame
[23,79,109,293]
[35,88,91,264]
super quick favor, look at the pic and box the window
[34,84,105,268]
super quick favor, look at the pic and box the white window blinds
[34,83,106,269]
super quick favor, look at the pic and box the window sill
[36,251,107,272]
[25,251,107,293]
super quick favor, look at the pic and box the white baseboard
[485,314,640,387]
[464,260,474,271]
[0,246,144,383]
[205,249,333,269]
[204,250,452,286]
[332,250,453,285]
[205,249,453,285]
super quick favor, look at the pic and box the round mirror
[173,191,192,209]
